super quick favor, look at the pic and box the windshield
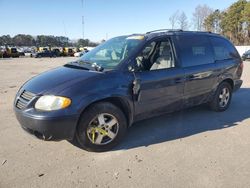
[79,35,144,70]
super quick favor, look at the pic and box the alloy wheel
[219,87,230,108]
[86,113,119,145]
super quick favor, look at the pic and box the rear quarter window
[176,35,214,67]
[210,36,240,61]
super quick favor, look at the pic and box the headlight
[35,95,71,111]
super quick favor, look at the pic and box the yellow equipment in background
[37,47,50,52]
[3,47,20,58]
[62,47,76,56]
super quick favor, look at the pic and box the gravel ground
[0,57,250,188]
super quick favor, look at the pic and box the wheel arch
[221,78,234,90]
[78,96,134,128]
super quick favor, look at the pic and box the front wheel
[75,102,127,152]
[209,82,232,112]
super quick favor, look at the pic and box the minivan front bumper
[14,108,79,141]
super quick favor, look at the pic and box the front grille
[16,99,27,109]
[15,90,36,110]
[20,90,36,101]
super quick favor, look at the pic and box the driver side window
[135,39,175,71]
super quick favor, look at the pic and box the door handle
[175,78,185,83]
[188,75,199,80]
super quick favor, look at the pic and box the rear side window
[177,35,214,67]
[210,37,239,61]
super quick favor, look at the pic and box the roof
[145,29,220,40]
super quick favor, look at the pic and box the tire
[75,102,127,152]
[209,82,232,112]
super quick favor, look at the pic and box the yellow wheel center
[90,127,108,143]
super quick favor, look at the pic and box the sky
[0,0,237,42]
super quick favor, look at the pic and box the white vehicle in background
[85,47,95,51]
[24,51,36,57]
[74,46,94,57]
[74,51,86,57]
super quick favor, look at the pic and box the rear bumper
[14,108,79,141]
[234,80,243,92]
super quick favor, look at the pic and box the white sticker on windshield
[126,36,145,40]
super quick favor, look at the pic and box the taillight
[237,61,244,77]
[240,61,244,69]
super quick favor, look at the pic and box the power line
[81,0,84,40]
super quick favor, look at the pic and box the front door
[131,37,185,120]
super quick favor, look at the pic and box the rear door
[209,36,243,81]
[175,34,219,107]
[132,37,185,119]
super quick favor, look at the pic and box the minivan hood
[22,66,101,94]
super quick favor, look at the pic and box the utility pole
[81,0,85,40]
[82,16,84,40]
[63,20,67,37]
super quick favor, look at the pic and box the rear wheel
[75,102,127,152]
[209,82,232,112]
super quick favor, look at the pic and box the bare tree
[169,11,179,29]
[193,4,213,31]
[177,12,189,30]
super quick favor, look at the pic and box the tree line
[0,34,99,47]
[204,0,250,45]
[169,0,250,45]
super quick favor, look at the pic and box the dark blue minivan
[14,30,243,152]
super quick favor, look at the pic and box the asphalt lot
[0,57,250,188]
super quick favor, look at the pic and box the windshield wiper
[64,61,89,70]
[65,61,90,70]
[77,60,104,72]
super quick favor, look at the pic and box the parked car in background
[242,50,250,61]
[24,51,36,57]
[35,49,61,58]
[14,30,243,152]
[74,50,88,57]
[18,50,25,57]
[0,47,4,58]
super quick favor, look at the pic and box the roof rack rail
[146,29,183,34]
